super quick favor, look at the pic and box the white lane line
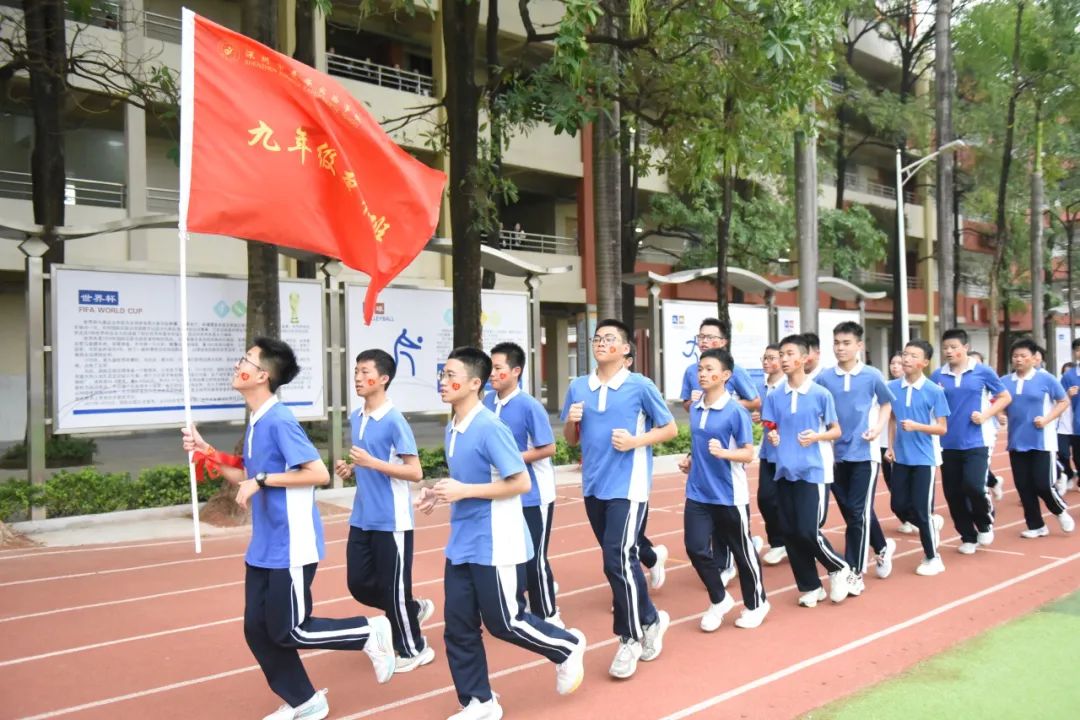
[656,549,1080,720]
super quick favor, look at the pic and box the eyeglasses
[696,334,723,342]
[436,370,462,382]
[591,334,621,346]
[237,356,264,371]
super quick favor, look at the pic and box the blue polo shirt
[681,361,759,404]
[444,403,532,566]
[761,378,838,485]
[242,397,324,569]
[483,388,557,507]
[930,359,1007,451]
[687,394,754,505]
[1000,369,1067,452]
[562,368,674,503]
[756,377,784,463]
[1062,367,1080,434]
[815,363,895,462]
[348,400,418,532]
[888,376,949,467]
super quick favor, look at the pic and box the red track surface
[2,443,1078,720]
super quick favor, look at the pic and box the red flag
[179,10,446,322]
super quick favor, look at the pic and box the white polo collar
[833,362,864,378]
[784,378,814,395]
[806,365,824,380]
[941,358,978,377]
[901,374,927,390]
[493,386,522,408]
[250,395,279,425]
[362,397,394,422]
[451,400,485,434]
[1012,368,1038,382]
[588,367,630,391]
[765,375,784,391]
[695,392,733,411]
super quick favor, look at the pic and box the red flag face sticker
[240,372,250,381]
[451,383,461,391]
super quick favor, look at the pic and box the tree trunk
[481,0,501,291]
[1029,101,1044,348]
[444,0,483,347]
[292,0,317,280]
[935,0,956,330]
[989,0,1026,373]
[242,0,281,345]
[795,126,818,336]
[1069,223,1076,338]
[715,166,733,331]
[619,114,639,332]
[22,0,67,262]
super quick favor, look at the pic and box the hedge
[0,436,97,469]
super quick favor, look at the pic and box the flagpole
[179,9,201,554]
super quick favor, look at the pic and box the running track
[1,443,1078,720]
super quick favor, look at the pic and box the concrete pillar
[313,2,327,73]
[123,0,150,262]
[543,316,570,412]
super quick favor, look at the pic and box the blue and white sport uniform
[682,361,759,406]
[483,388,556,507]
[243,396,325,569]
[761,379,838,485]
[815,362,895,462]
[1000,369,1067,452]
[930,359,1007,451]
[348,399,418,532]
[687,394,755,506]
[444,403,533,566]
[888,376,950,467]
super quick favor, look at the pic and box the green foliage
[417,447,449,480]
[654,424,692,456]
[132,465,216,508]
[0,436,97,469]
[0,479,38,523]
[818,204,889,279]
[41,469,133,518]
[552,438,582,466]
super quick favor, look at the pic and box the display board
[52,266,325,432]
[345,285,530,413]
[775,307,862,368]
[660,301,769,400]
[1056,326,1080,372]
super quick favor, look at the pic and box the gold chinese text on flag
[181,11,446,322]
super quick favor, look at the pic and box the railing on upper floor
[147,186,180,213]
[497,230,578,255]
[144,10,182,44]
[851,268,923,290]
[0,170,125,208]
[827,169,919,204]
[327,53,434,97]
[1,0,121,28]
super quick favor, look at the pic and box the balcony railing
[498,230,578,255]
[851,268,923,290]
[828,169,918,204]
[327,53,434,97]
[144,10,182,43]
[147,186,180,213]
[0,170,125,208]
[959,281,990,299]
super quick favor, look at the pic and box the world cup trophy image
[288,291,300,324]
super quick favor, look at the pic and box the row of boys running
[181,321,1079,720]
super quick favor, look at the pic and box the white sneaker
[848,573,866,596]
[720,564,737,588]
[828,568,854,603]
[417,598,436,626]
[394,643,435,673]
[734,601,770,629]
[977,529,995,546]
[1021,526,1050,539]
[263,689,329,720]
[875,538,896,579]
[798,587,827,608]
[992,476,1005,500]
[545,611,566,629]
[650,544,669,590]
[1057,511,1076,533]
[762,546,788,565]
[555,629,586,695]
[957,542,977,555]
[915,557,946,576]
[933,514,945,532]
[699,594,735,633]
[752,535,764,555]
[1055,474,1068,499]
[640,609,670,661]
[608,638,643,679]
[897,521,918,535]
[553,580,560,595]
[363,615,396,684]
[448,696,503,720]
[1068,478,1077,493]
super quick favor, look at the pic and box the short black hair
[890,351,903,362]
[1073,338,1080,351]
[700,318,730,340]
[905,339,934,361]
[1035,345,1046,358]
[803,332,820,351]
[596,318,631,344]
[764,343,780,353]
[1010,338,1039,356]
[356,348,396,389]
[700,347,734,373]
[833,321,863,340]
[969,350,985,363]
[780,334,809,354]
[448,347,492,391]
[490,341,526,371]
[1062,361,1075,374]
[942,328,969,345]
[253,336,300,393]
